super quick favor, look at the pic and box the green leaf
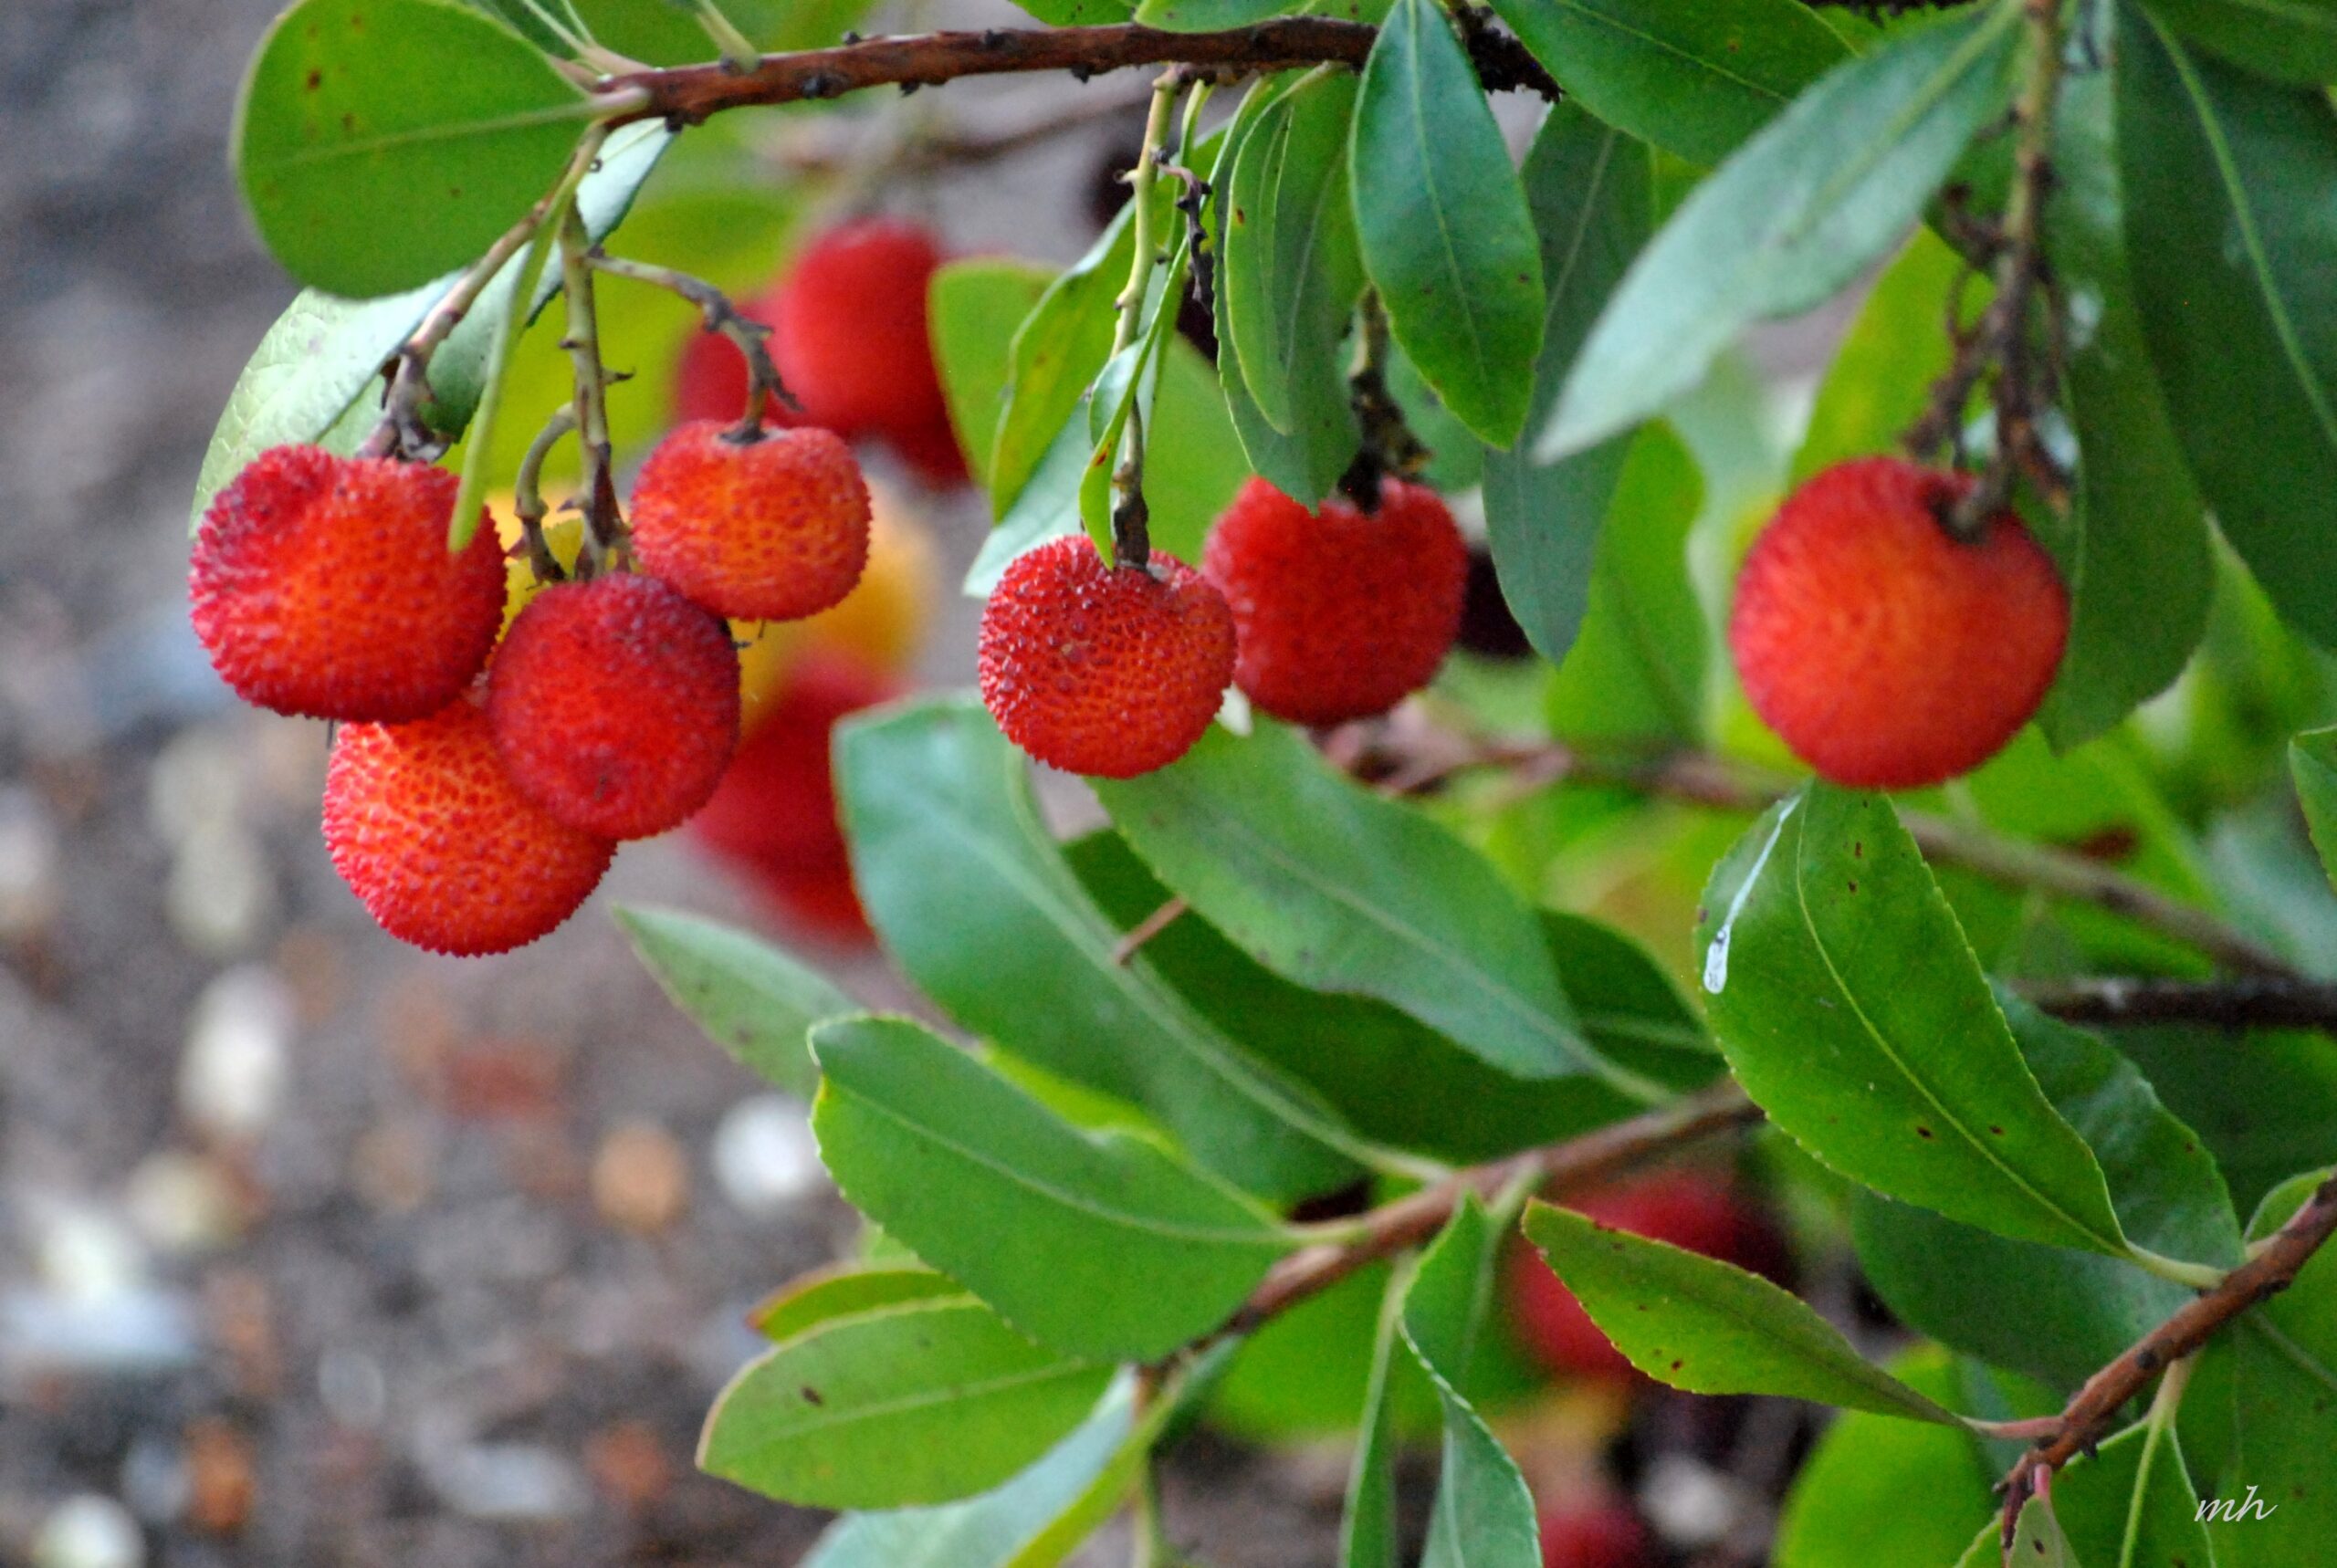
[1003,0,1133,24]
[750,1265,969,1343]
[233,0,591,298]
[1853,998,2241,1390]
[2052,1421,2216,1568]
[614,905,850,1098]
[1137,0,1391,27]
[1402,1200,1541,1568]
[2142,0,2337,83]
[2290,727,2337,890]
[990,212,1137,517]
[1481,103,1653,666]
[1543,423,1708,745]
[191,120,668,528]
[1773,1347,1996,1568]
[1339,1263,1410,1568]
[1067,831,1717,1166]
[1350,0,1546,445]
[931,260,1053,495]
[1522,1200,1959,1421]
[571,0,879,60]
[2038,60,2213,747]
[1484,0,1852,168]
[2119,5,2337,648]
[809,1015,1295,1362]
[1539,5,2020,459]
[801,1380,1137,1568]
[2009,1495,2078,1567]
[1142,333,1253,565]
[1223,69,1365,438]
[700,1296,1112,1510]
[836,697,1360,1200]
[1095,721,1632,1090]
[2118,1025,2337,1218]
[1789,228,1971,484]
[1696,786,2129,1256]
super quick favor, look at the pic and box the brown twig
[610,19,1558,127]
[2017,975,2337,1033]
[1996,1170,2337,1551]
[1223,1082,1761,1335]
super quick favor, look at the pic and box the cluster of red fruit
[190,420,874,956]
[675,217,965,486]
[979,476,1472,778]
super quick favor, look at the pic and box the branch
[608,19,1558,127]
[1997,1170,2337,1550]
[2018,975,2337,1033]
[1222,1082,1760,1335]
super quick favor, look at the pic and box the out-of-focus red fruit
[323,701,614,956]
[690,652,903,873]
[1728,456,2069,789]
[744,852,875,946]
[770,218,951,444]
[191,446,503,722]
[1539,1502,1655,1568]
[486,574,741,841]
[628,420,872,623]
[884,413,970,487]
[978,536,1236,779]
[1509,1172,1790,1382]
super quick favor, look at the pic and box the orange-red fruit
[1540,1503,1655,1568]
[1728,457,2069,789]
[628,420,872,622]
[323,701,614,956]
[978,536,1236,779]
[1202,476,1467,725]
[1508,1173,1789,1383]
[191,445,503,722]
[486,574,741,841]
[770,217,951,443]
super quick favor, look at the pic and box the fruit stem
[1105,70,1183,570]
[512,405,579,585]
[690,0,762,73]
[1339,290,1428,513]
[586,251,795,441]
[558,207,625,574]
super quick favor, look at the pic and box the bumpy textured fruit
[1201,476,1467,725]
[1509,1172,1789,1382]
[770,218,951,443]
[1539,1503,1654,1568]
[628,420,872,622]
[487,574,741,841]
[1728,457,2069,789]
[191,445,503,721]
[978,536,1236,779]
[323,702,614,956]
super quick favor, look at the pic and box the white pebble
[32,1494,144,1568]
[711,1095,827,1218]
[178,966,294,1141]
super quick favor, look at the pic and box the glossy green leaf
[810,1015,1295,1361]
[614,904,850,1099]
[1485,0,1852,168]
[1481,103,1652,666]
[233,0,590,298]
[1773,1347,1996,1568]
[191,120,668,528]
[1141,332,1252,565]
[1790,229,1970,484]
[1339,1263,1410,1568]
[701,1297,1111,1510]
[749,1265,969,1343]
[2038,62,2213,747]
[2120,5,2337,647]
[1539,5,2020,458]
[1223,69,1364,437]
[1402,1200,1541,1568]
[1543,423,1707,745]
[801,1382,1136,1568]
[2143,0,2337,83]
[2118,1026,2337,1218]
[932,260,1054,494]
[990,211,1137,517]
[1696,786,2129,1256]
[1002,0,1133,25]
[837,697,1359,1200]
[1524,1200,1959,1421]
[1854,999,2241,1390]
[1351,0,1546,444]
[2053,1421,2216,1568]
[2290,727,2337,890]
[1095,721,1631,1090]
[1068,831,1717,1166]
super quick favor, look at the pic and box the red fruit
[323,701,614,956]
[487,573,741,840]
[745,852,876,946]
[1540,1503,1654,1568]
[885,413,971,488]
[770,218,950,443]
[978,536,1236,779]
[191,445,503,722]
[1202,476,1469,725]
[672,298,809,430]
[690,652,902,871]
[1510,1172,1789,1382]
[1728,457,2069,789]
[628,421,872,622]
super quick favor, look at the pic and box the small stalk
[511,405,579,584]
[557,207,624,573]
[1102,72,1183,570]
[691,0,762,73]
[586,252,791,439]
